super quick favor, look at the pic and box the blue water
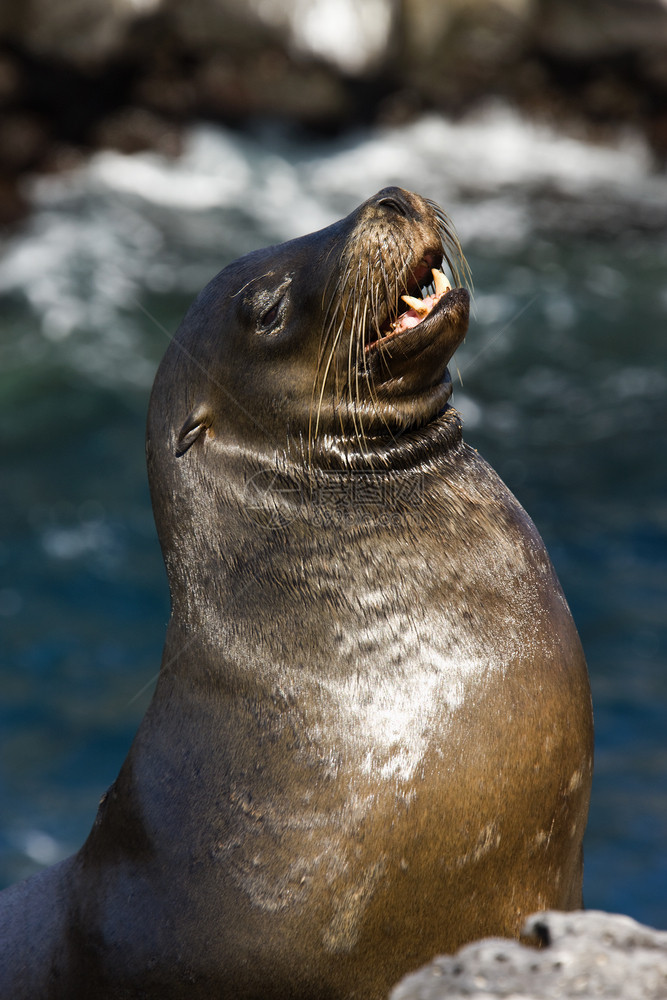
[1,109,666,926]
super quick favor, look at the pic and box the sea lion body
[0,188,593,999]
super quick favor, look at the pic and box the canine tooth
[431,268,451,295]
[401,294,429,315]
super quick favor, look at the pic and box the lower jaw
[293,372,462,471]
[370,372,454,424]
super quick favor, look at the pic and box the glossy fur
[0,189,593,999]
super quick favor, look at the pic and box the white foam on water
[92,132,252,210]
[0,103,664,392]
[41,518,119,563]
[16,830,68,866]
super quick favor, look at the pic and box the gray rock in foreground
[390,911,667,1000]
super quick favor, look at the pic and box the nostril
[376,189,409,218]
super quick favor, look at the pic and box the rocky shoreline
[1,0,667,225]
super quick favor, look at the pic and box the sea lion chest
[76,443,590,998]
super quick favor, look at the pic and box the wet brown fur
[0,189,593,1000]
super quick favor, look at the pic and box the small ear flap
[176,404,212,456]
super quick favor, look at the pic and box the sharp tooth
[431,268,451,295]
[401,294,429,315]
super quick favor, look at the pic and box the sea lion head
[150,187,470,476]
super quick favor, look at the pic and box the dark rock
[0,51,21,102]
[400,0,533,109]
[0,111,48,170]
[0,0,145,66]
[533,0,667,61]
[195,50,350,127]
[92,107,182,157]
[0,174,29,226]
[0,0,667,207]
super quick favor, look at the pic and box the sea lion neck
[148,402,465,606]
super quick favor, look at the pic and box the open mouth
[365,260,454,353]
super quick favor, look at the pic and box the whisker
[310,263,357,463]
[426,199,473,292]
[307,195,469,461]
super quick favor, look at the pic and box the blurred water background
[0,103,666,928]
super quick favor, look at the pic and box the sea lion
[0,187,593,1000]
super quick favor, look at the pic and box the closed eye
[258,292,287,333]
[261,300,281,328]
[252,275,292,334]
